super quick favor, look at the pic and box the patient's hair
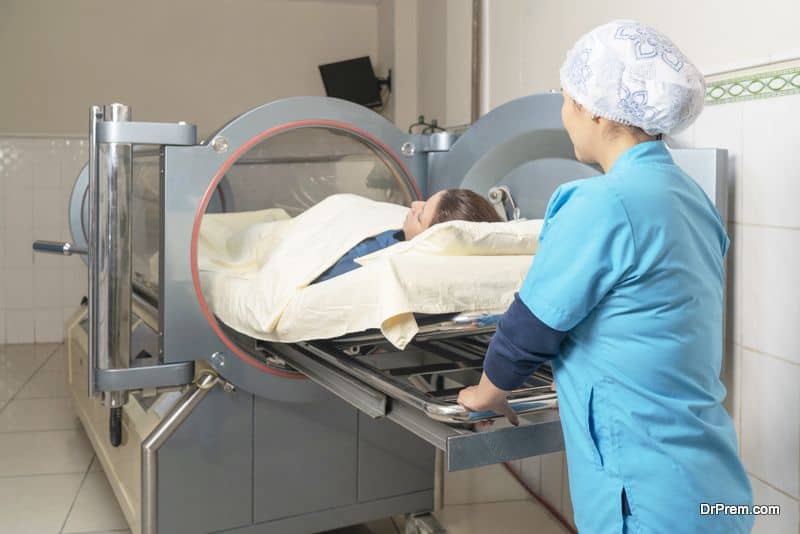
[430,189,503,225]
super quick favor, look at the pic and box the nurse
[457,20,753,533]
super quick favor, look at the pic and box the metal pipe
[107,103,133,408]
[471,0,482,123]
[141,372,219,534]
[88,105,103,398]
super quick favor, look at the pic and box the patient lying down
[199,191,540,348]
[313,189,502,283]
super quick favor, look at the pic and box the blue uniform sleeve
[482,180,636,390]
[483,293,567,390]
[520,180,637,331]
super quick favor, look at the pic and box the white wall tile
[32,146,62,189]
[62,263,88,309]
[35,309,65,343]
[749,476,800,534]
[2,225,34,268]
[666,124,695,149]
[4,267,33,309]
[5,309,35,344]
[693,102,744,223]
[3,186,33,232]
[741,95,800,229]
[33,265,64,308]
[2,155,33,190]
[725,223,742,346]
[32,187,66,230]
[0,229,6,269]
[740,349,800,499]
[741,225,800,364]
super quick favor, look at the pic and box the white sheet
[199,194,539,349]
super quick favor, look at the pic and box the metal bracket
[96,121,197,145]
[421,132,456,153]
[94,362,195,392]
[446,410,564,472]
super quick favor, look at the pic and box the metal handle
[88,103,133,407]
[33,240,88,256]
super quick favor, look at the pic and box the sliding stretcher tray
[256,319,564,471]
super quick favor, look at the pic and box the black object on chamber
[319,56,385,108]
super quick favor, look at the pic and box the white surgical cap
[559,20,705,136]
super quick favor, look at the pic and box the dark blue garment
[482,293,566,390]
[312,229,404,284]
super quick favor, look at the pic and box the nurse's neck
[595,125,659,173]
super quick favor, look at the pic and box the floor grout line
[0,469,93,480]
[59,455,96,534]
[0,343,65,417]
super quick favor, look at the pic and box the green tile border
[706,66,800,105]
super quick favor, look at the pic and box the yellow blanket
[198,194,540,349]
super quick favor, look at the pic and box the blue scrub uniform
[483,141,753,533]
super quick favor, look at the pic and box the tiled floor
[0,343,405,534]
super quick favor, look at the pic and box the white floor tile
[89,456,103,473]
[539,451,564,512]
[0,473,84,534]
[16,368,69,399]
[435,500,569,534]
[750,475,800,534]
[0,429,93,477]
[43,345,67,372]
[518,455,541,494]
[0,397,79,432]
[0,344,58,404]
[62,471,129,533]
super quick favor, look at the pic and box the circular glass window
[194,123,419,374]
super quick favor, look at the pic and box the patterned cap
[560,20,705,135]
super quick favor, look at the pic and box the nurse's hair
[430,188,503,225]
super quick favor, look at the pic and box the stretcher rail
[257,312,556,424]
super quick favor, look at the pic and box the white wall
[0,0,379,138]
[486,0,800,108]
[0,0,380,343]
[416,0,472,128]
[379,0,471,131]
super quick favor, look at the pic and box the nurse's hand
[457,372,519,426]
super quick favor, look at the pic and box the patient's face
[403,191,444,240]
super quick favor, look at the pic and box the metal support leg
[141,372,219,534]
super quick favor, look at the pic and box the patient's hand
[457,372,520,426]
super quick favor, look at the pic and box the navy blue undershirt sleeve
[312,229,403,284]
[482,293,567,391]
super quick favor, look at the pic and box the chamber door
[428,92,601,219]
[164,96,425,402]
